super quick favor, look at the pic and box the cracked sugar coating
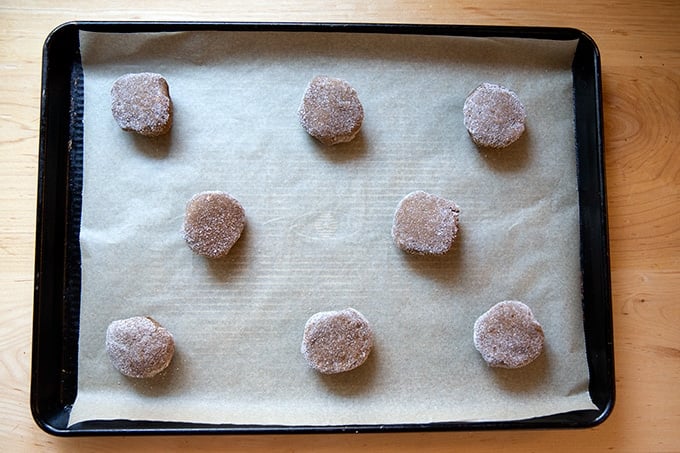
[473,300,544,369]
[105,316,175,378]
[301,308,373,374]
[183,191,245,259]
[298,75,364,145]
[463,82,526,148]
[392,191,460,255]
[111,72,173,137]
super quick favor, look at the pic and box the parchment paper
[69,30,596,426]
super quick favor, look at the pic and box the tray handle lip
[571,27,615,425]
[32,20,83,436]
[34,407,616,437]
[63,19,589,39]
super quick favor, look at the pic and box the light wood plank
[1,0,678,451]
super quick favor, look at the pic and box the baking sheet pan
[32,22,614,435]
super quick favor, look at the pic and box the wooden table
[1,1,678,451]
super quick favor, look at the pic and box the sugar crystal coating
[392,191,460,255]
[105,316,175,378]
[182,191,246,259]
[111,72,173,137]
[463,82,526,148]
[473,300,544,369]
[301,308,373,374]
[298,75,364,145]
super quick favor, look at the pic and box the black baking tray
[32,21,613,436]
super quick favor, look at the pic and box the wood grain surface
[1,1,678,451]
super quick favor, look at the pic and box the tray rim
[32,20,614,436]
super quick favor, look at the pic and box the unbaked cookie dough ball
[463,82,526,148]
[298,75,364,145]
[473,300,544,369]
[301,308,373,374]
[111,72,173,137]
[182,191,246,259]
[105,316,175,378]
[392,190,461,255]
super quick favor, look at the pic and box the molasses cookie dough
[182,191,246,259]
[105,316,175,378]
[111,72,173,137]
[298,75,364,145]
[473,300,545,369]
[392,191,461,255]
[301,308,373,374]
[463,82,526,148]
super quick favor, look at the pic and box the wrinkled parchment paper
[69,30,596,426]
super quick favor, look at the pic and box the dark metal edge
[572,30,615,426]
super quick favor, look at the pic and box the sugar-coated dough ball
[392,191,460,255]
[301,308,373,374]
[111,72,173,137]
[463,82,526,148]
[182,191,246,259]
[105,316,175,378]
[473,300,544,369]
[298,75,364,145]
